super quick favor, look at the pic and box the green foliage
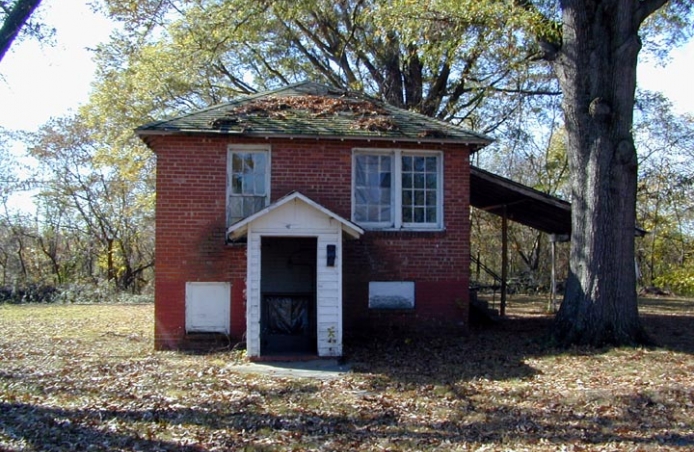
[4,0,693,305]
[653,266,694,296]
[634,90,694,294]
[92,0,557,133]
[22,115,155,293]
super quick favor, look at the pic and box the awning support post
[500,205,508,317]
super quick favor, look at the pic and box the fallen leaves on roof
[210,95,400,132]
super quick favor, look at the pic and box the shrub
[653,267,694,296]
[0,283,153,304]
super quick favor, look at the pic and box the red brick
[151,136,474,348]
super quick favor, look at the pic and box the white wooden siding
[246,234,262,356]
[244,198,346,358]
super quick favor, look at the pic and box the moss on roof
[136,81,492,147]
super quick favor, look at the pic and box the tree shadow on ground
[345,304,694,386]
[345,314,554,384]
[639,296,694,354]
[641,313,694,354]
[2,386,692,451]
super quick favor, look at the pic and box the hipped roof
[136,81,492,148]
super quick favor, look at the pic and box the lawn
[1,297,692,451]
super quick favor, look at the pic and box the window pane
[228,197,243,224]
[243,154,252,172]
[368,205,380,221]
[242,198,255,217]
[402,190,412,206]
[414,207,424,223]
[402,156,412,172]
[381,155,392,172]
[402,206,412,223]
[414,156,425,172]
[402,173,412,188]
[253,153,266,173]
[426,190,436,206]
[425,156,437,172]
[241,174,252,193]
[232,174,243,193]
[426,173,437,189]
[354,205,368,221]
[426,207,436,223]
[254,175,265,195]
[380,189,391,204]
[380,172,391,188]
[380,206,391,222]
[355,163,366,185]
[365,155,379,170]
[414,190,424,206]
[414,174,424,189]
[355,189,368,204]
[232,153,244,172]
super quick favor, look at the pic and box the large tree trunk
[550,0,660,346]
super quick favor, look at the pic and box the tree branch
[0,0,42,63]
[635,0,669,25]
[513,0,562,61]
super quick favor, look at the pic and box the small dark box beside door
[326,244,336,267]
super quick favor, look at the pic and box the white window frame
[226,145,271,226]
[352,148,443,230]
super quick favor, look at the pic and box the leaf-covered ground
[1,297,692,451]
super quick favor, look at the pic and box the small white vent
[368,281,415,309]
[185,282,231,333]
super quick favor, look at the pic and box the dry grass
[1,298,693,451]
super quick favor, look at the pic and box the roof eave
[134,128,493,148]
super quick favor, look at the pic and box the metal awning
[470,166,572,235]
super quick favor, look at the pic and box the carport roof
[470,166,572,235]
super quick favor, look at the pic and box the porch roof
[227,191,364,241]
[470,166,572,235]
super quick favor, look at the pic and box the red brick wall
[342,149,471,336]
[149,135,472,349]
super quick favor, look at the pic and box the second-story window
[227,147,270,226]
[352,149,443,230]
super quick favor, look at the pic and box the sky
[0,0,115,131]
[0,1,693,133]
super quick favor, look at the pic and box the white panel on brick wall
[185,282,231,333]
[369,281,415,309]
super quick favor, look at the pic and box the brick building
[136,82,491,358]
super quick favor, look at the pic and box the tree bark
[550,0,658,346]
[0,0,43,63]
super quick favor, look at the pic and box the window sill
[360,226,445,232]
[361,229,447,240]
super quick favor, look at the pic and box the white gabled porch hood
[227,192,363,358]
